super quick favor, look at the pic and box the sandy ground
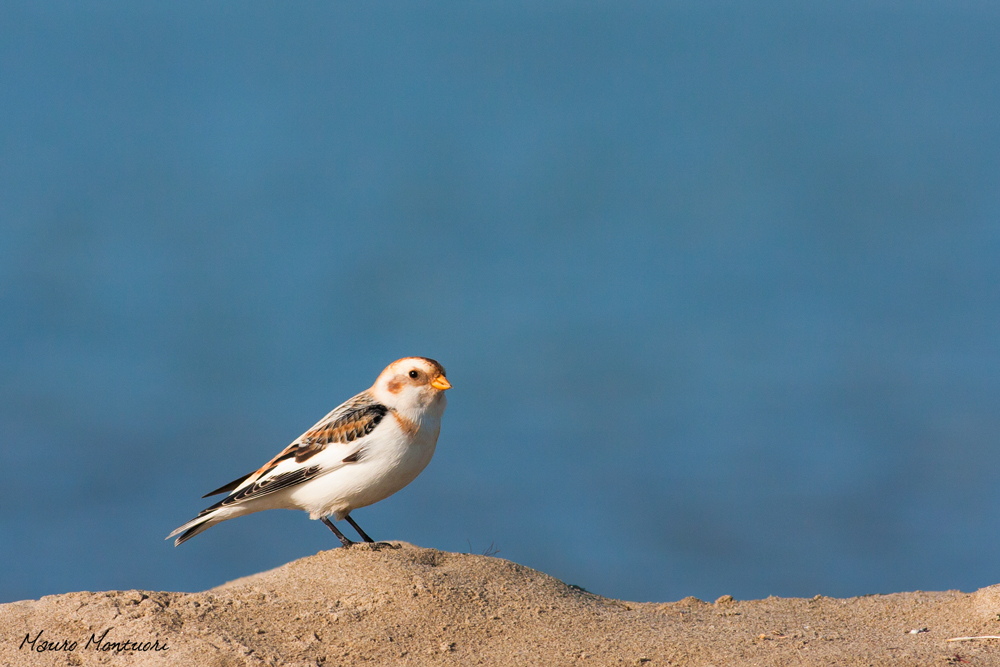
[3,542,1000,666]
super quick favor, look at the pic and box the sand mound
[3,543,999,666]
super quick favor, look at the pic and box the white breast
[290,410,442,521]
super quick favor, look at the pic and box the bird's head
[370,357,451,412]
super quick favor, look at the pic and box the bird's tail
[166,504,230,546]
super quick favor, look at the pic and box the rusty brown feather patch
[397,356,447,378]
[295,399,388,461]
[221,393,388,494]
[391,410,420,437]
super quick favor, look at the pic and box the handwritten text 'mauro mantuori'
[19,628,169,653]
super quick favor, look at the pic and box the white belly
[289,417,440,520]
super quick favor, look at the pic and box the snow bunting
[168,357,450,547]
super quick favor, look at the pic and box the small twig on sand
[946,636,1000,642]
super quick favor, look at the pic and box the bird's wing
[202,391,389,505]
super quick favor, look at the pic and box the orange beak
[431,375,452,390]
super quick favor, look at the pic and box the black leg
[345,514,375,543]
[320,516,354,547]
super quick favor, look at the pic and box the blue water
[2,2,1000,604]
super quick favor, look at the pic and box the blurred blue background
[2,1,999,605]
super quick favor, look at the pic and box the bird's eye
[408,370,419,379]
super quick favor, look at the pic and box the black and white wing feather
[204,391,388,499]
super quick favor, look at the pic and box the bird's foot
[320,516,355,547]
[344,515,375,543]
